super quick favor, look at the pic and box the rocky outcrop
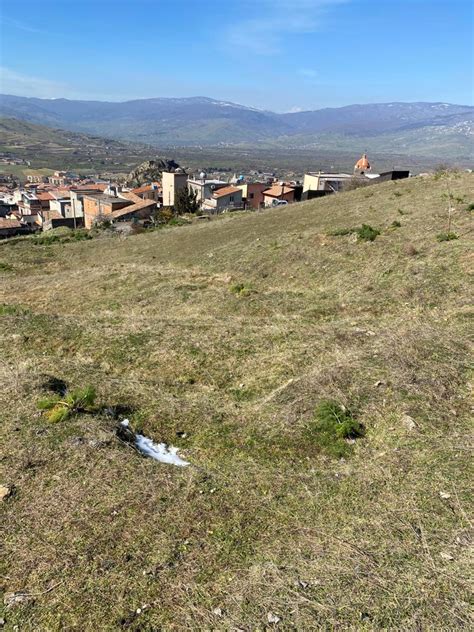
[125,159,181,187]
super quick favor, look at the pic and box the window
[229,196,234,202]
[249,193,254,199]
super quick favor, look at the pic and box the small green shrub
[356,224,380,242]
[393,191,403,198]
[0,262,13,271]
[466,202,474,212]
[436,232,459,242]
[230,283,254,296]
[391,220,401,228]
[38,385,97,423]
[305,400,364,458]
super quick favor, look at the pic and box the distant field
[0,165,55,178]
[1,173,473,630]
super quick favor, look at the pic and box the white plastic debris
[267,612,281,624]
[121,420,189,467]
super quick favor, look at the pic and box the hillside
[1,94,472,159]
[0,117,162,175]
[1,173,473,629]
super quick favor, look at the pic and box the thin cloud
[0,16,46,34]
[0,66,68,98]
[222,0,348,56]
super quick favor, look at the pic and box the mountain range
[0,94,472,160]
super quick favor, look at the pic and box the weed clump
[466,202,474,212]
[329,227,355,237]
[356,224,380,242]
[38,386,97,422]
[329,224,380,241]
[0,262,13,271]
[305,400,364,458]
[230,283,254,296]
[436,232,459,242]
[391,220,401,228]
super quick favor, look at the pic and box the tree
[174,186,199,215]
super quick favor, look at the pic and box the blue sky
[0,0,472,111]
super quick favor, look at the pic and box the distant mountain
[0,94,472,159]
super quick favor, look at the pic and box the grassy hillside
[1,173,473,630]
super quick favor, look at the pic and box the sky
[0,0,472,112]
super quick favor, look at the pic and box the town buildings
[262,184,295,207]
[187,176,227,204]
[0,152,411,239]
[201,186,243,213]
[162,171,188,207]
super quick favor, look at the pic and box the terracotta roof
[36,192,54,201]
[212,185,241,199]
[110,198,156,220]
[42,210,63,220]
[71,183,108,192]
[0,218,22,229]
[120,192,143,204]
[263,185,295,197]
[132,182,160,194]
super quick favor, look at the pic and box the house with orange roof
[201,185,243,213]
[132,182,161,202]
[262,184,295,207]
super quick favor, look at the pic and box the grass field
[1,173,473,630]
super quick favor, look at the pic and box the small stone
[439,492,451,500]
[298,580,309,589]
[440,551,454,561]
[267,612,281,624]
[401,414,417,431]
[212,607,223,617]
[4,592,30,608]
[374,380,383,387]
[0,485,12,501]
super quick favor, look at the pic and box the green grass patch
[436,232,459,242]
[230,282,255,296]
[305,400,365,458]
[37,385,97,423]
[356,224,380,242]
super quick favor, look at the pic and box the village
[0,154,410,238]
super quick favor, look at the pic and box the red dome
[355,154,371,171]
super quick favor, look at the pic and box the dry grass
[1,173,473,630]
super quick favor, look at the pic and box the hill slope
[0,117,167,175]
[1,173,473,629]
[1,94,472,158]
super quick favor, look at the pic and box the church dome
[354,153,371,172]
